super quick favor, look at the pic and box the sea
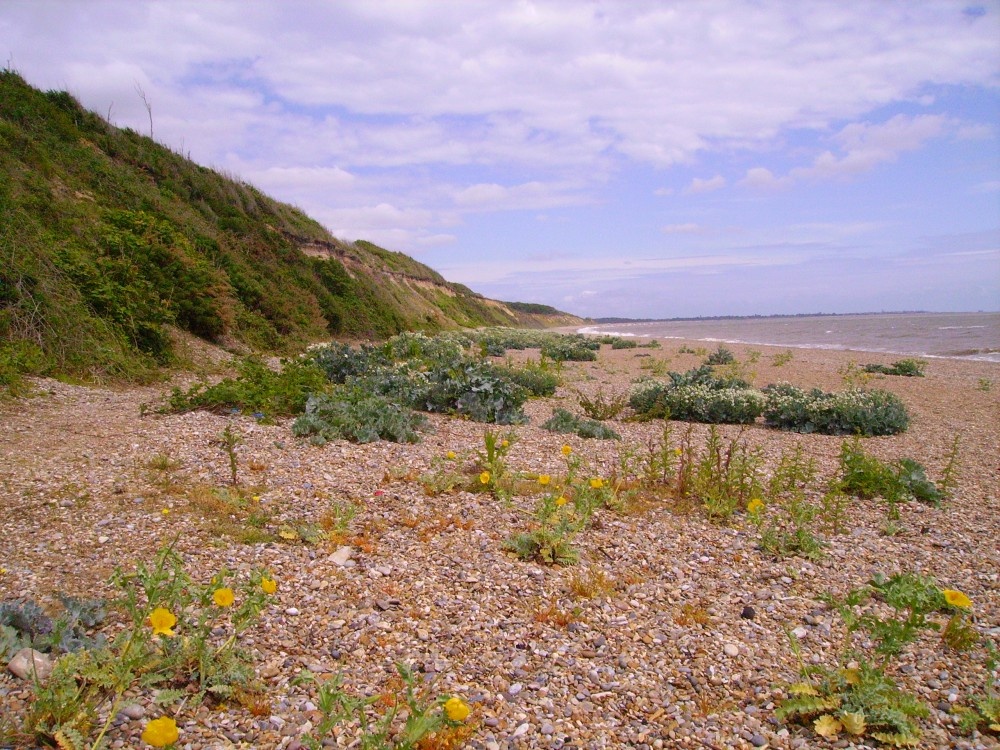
[577,311,1000,363]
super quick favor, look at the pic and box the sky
[3,1,999,319]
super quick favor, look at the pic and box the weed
[676,426,764,520]
[20,542,274,747]
[575,387,628,420]
[567,566,616,600]
[771,350,794,367]
[542,408,621,440]
[297,663,475,749]
[976,377,993,392]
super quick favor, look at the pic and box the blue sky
[3,1,999,318]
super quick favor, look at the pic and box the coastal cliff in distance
[0,71,582,383]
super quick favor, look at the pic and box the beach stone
[741,605,756,619]
[8,648,54,682]
[723,643,740,657]
[750,734,767,747]
[329,546,354,566]
[118,703,145,720]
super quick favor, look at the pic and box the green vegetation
[0,71,574,386]
[542,407,622,440]
[762,383,909,436]
[863,358,927,377]
[778,572,986,746]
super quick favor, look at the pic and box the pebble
[723,643,740,657]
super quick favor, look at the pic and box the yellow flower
[673,448,683,456]
[443,696,470,722]
[446,450,457,460]
[213,587,235,607]
[148,607,177,637]
[555,496,569,507]
[479,471,491,485]
[589,477,604,489]
[501,439,509,448]
[561,444,572,456]
[538,474,551,486]
[161,508,170,515]
[261,577,277,595]
[747,498,764,514]
[141,716,179,747]
[942,589,972,609]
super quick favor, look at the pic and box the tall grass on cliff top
[0,70,530,387]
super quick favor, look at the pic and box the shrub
[863,359,926,377]
[163,356,328,418]
[292,388,426,444]
[576,388,628,420]
[658,384,765,424]
[494,361,560,397]
[762,384,909,436]
[540,337,599,362]
[705,346,735,365]
[542,408,621,440]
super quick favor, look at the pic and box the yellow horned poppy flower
[555,496,569,507]
[443,696,470,722]
[479,471,491,485]
[261,577,277,595]
[538,474,551,486]
[213,587,235,607]
[148,607,177,637]
[942,589,972,608]
[747,498,764,514]
[589,478,604,489]
[561,444,573,456]
[141,716,179,747]
[501,439,509,448]
[446,450,457,460]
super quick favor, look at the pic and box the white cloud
[685,175,726,194]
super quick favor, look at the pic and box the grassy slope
[0,71,580,383]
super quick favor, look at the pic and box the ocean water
[578,312,1000,362]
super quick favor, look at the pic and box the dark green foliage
[863,359,926,377]
[542,408,621,440]
[164,356,328,418]
[423,361,528,424]
[837,439,944,508]
[540,337,599,362]
[705,346,735,365]
[762,384,909,436]
[493,361,560,397]
[0,596,107,659]
[292,389,426,444]
[629,366,759,423]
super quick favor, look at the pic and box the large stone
[8,648,55,682]
[329,546,354,566]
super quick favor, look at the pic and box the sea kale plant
[762,383,909,436]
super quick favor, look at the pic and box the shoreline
[1,339,998,749]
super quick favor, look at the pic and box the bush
[629,366,759,423]
[494,361,560,397]
[659,384,765,424]
[164,356,328,417]
[542,408,620,440]
[292,388,426,444]
[863,358,926,377]
[541,337,599,362]
[705,346,735,365]
[762,384,909,436]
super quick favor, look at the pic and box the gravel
[1,340,998,749]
